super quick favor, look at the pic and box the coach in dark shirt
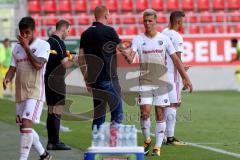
[45,20,74,150]
[79,6,124,128]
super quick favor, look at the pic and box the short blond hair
[94,5,108,20]
[143,9,157,19]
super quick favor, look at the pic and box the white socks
[32,129,45,156]
[155,121,166,147]
[19,128,33,160]
[165,107,177,138]
[140,117,151,140]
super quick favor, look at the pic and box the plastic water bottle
[98,125,105,147]
[92,125,98,147]
[109,122,117,147]
[129,125,137,146]
[117,124,124,147]
[123,125,131,146]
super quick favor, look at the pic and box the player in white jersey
[118,9,192,157]
[3,17,52,160]
[162,11,190,145]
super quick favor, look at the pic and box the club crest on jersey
[158,41,163,45]
[164,99,168,103]
[31,49,36,53]
[142,42,146,46]
[26,112,30,117]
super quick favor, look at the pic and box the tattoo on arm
[24,47,47,70]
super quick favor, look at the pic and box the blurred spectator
[231,39,240,62]
[2,38,14,97]
[0,41,6,98]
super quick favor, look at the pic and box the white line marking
[136,129,240,158]
[2,98,240,157]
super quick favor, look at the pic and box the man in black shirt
[45,20,74,150]
[79,6,126,128]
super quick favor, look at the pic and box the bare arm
[18,35,47,70]
[78,49,88,81]
[170,53,193,92]
[24,46,47,70]
[61,57,75,68]
[3,66,16,90]
[117,43,136,64]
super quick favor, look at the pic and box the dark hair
[231,38,238,44]
[170,11,185,24]
[18,16,35,31]
[56,20,70,31]
[3,38,9,43]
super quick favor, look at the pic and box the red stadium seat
[157,12,167,23]
[44,13,58,25]
[106,0,118,11]
[79,27,87,35]
[166,0,179,10]
[41,28,47,37]
[34,28,40,36]
[233,25,240,33]
[109,12,121,24]
[125,26,138,35]
[90,0,102,11]
[152,0,164,11]
[228,0,240,9]
[157,26,164,32]
[77,13,91,25]
[60,13,74,25]
[136,0,149,11]
[203,25,215,33]
[121,0,133,11]
[68,27,76,36]
[200,11,213,22]
[59,0,72,12]
[197,0,210,10]
[123,12,136,24]
[189,25,200,34]
[186,11,198,23]
[182,0,194,10]
[75,0,87,12]
[115,26,123,35]
[44,0,57,12]
[31,13,42,25]
[229,10,240,22]
[217,25,231,33]
[215,11,226,22]
[28,0,41,13]
[212,0,225,10]
[138,13,143,24]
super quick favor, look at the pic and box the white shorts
[167,72,182,104]
[138,85,170,106]
[16,99,44,124]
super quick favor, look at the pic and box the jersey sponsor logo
[142,49,163,54]
[16,58,29,63]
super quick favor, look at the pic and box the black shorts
[45,75,66,106]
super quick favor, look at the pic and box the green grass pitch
[0,91,240,160]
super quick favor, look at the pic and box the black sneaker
[47,142,71,150]
[166,137,187,146]
[39,151,52,160]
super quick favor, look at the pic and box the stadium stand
[26,0,240,36]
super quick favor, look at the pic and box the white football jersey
[11,38,50,102]
[131,32,176,85]
[162,28,183,73]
